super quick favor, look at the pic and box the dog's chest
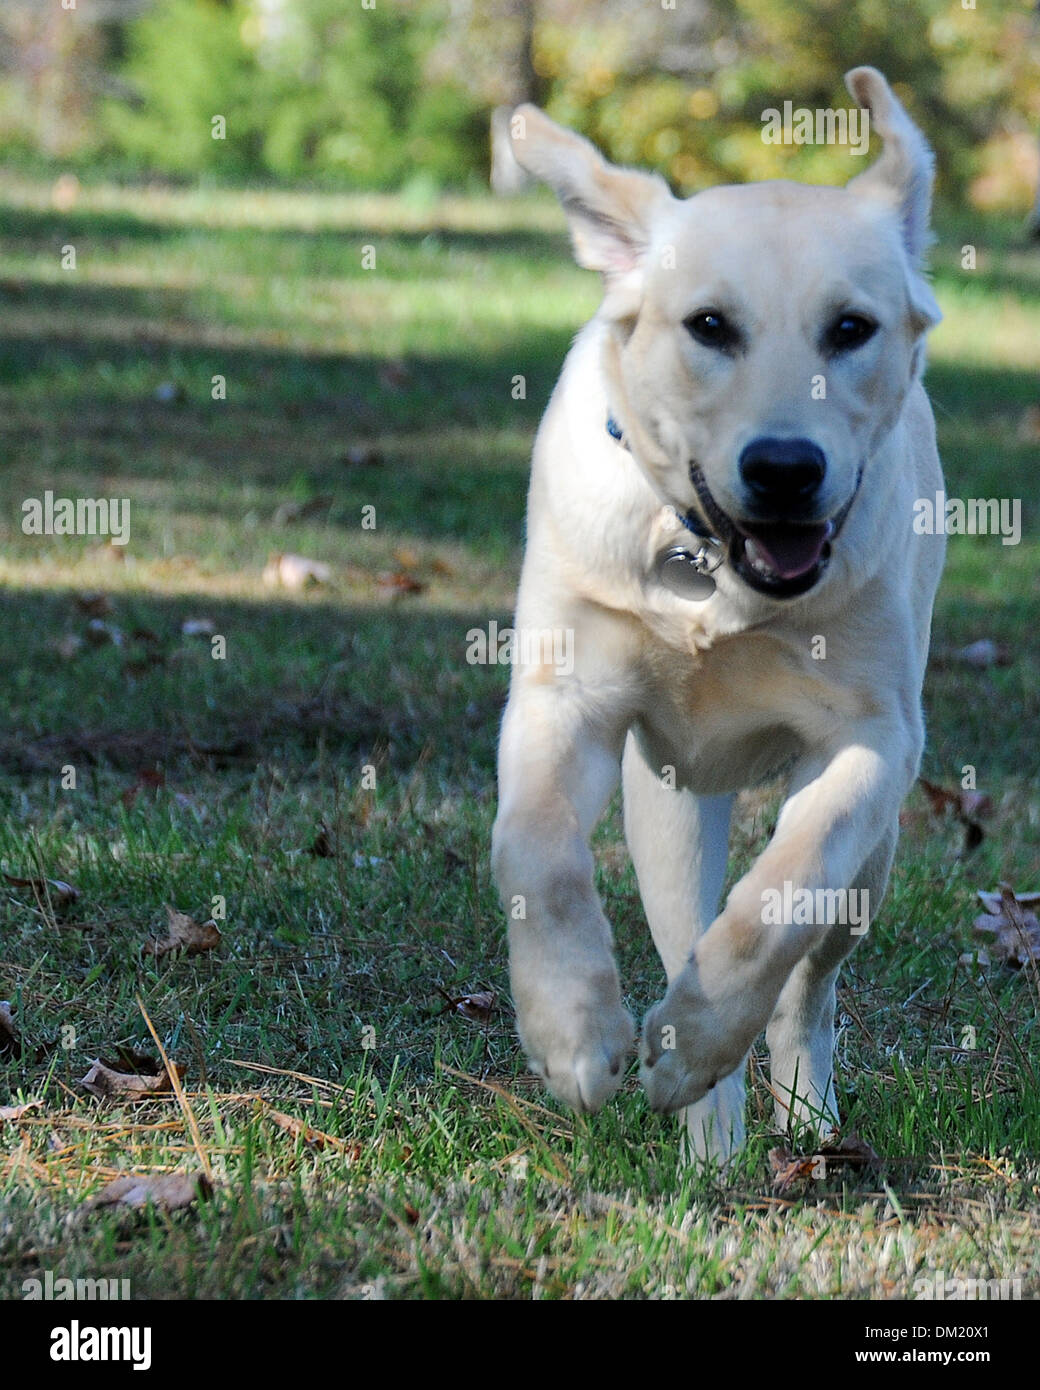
[633,630,842,794]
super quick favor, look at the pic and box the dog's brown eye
[684,310,737,351]
[827,313,877,352]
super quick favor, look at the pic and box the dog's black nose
[739,437,826,509]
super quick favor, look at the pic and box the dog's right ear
[510,105,673,290]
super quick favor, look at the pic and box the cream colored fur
[491,69,946,1162]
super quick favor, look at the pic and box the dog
[490,68,946,1163]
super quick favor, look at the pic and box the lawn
[0,170,1037,1300]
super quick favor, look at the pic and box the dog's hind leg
[765,821,897,1139]
[621,731,740,1163]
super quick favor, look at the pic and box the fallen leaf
[376,570,426,597]
[392,546,420,570]
[74,591,112,618]
[454,990,495,1024]
[263,553,332,590]
[0,1099,42,1122]
[0,1001,21,1059]
[918,777,991,856]
[84,1170,211,1213]
[974,885,1040,968]
[120,768,166,809]
[105,1047,163,1074]
[769,1135,881,1193]
[430,556,455,577]
[145,905,222,958]
[307,822,335,858]
[955,638,1012,669]
[977,887,1040,913]
[80,1058,183,1100]
[2,873,79,910]
[432,987,496,1024]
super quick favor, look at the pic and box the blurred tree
[0,0,1034,211]
[102,0,486,186]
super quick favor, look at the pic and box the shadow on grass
[0,584,509,792]
[0,201,571,263]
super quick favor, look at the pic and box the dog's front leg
[492,682,633,1112]
[640,717,919,1115]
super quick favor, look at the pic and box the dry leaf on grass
[80,1058,184,1100]
[145,905,222,958]
[120,768,166,809]
[263,552,332,590]
[84,1171,212,1213]
[974,885,1040,968]
[955,639,1012,669]
[2,872,79,910]
[376,570,426,597]
[769,1135,881,1193]
[431,988,496,1024]
[918,777,992,855]
[306,822,335,858]
[0,1001,21,1059]
[0,1099,42,1122]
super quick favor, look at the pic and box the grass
[0,169,1038,1300]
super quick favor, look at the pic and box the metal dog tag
[658,545,718,601]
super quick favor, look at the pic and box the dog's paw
[639,978,750,1114]
[515,978,634,1113]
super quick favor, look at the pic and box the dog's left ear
[844,67,941,328]
[509,105,674,300]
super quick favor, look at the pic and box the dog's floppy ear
[844,67,941,327]
[509,105,672,287]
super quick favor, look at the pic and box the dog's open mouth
[732,520,834,598]
[685,461,857,600]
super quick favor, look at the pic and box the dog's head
[510,68,941,599]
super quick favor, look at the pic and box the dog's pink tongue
[743,522,832,579]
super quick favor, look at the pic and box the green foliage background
[0,0,1037,205]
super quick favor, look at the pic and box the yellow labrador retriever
[491,68,945,1162]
